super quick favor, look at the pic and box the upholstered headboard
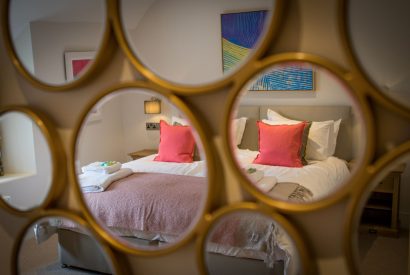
[237,105,354,161]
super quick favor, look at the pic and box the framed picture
[249,63,315,91]
[64,51,95,81]
[221,10,268,73]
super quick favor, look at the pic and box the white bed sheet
[236,149,350,200]
[122,154,206,177]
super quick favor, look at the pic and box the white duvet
[236,149,350,200]
[122,150,349,200]
[122,154,206,177]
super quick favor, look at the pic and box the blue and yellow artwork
[221,10,268,73]
[249,63,314,91]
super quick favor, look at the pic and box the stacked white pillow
[264,109,341,160]
[232,117,247,146]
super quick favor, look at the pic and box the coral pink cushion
[253,121,308,167]
[154,120,195,163]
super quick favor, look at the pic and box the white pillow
[232,117,247,146]
[330,119,341,155]
[171,116,189,126]
[265,109,342,160]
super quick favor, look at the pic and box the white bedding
[236,149,350,200]
[122,154,206,177]
[82,151,346,273]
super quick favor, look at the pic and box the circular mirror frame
[339,0,410,120]
[0,106,66,215]
[221,52,375,212]
[196,202,318,275]
[343,141,410,275]
[11,209,127,275]
[70,81,217,256]
[1,0,115,91]
[111,0,285,94]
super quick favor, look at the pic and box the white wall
[77,89,180,166]
[30,21,104,85]
[119,90,179,157]
[348,0,410,107]
[0,113,36,174]
[14,25,34,74]
[77,94,126,168]
[0,113,52,210]
[130,0,273,85]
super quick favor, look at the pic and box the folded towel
[244,167,264,182]
[79,168,133,193]
[81,161,121,174]
[255,176,277,193]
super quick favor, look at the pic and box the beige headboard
[237,105,354,161]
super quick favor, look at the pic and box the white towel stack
[79,168,133,193]
[244,167,277,193]
[79,161,132,193]
[81,161,121,174]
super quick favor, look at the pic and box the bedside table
[360,163,406,237]
[128,149,158,160]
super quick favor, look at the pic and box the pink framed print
[64,51,95,81]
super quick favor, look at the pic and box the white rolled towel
[82,161,121,174]
[80,168,133,193]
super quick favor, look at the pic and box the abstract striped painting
[221,10,268,73]
[249,63,314,91]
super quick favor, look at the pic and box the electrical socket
[146,122,160,130]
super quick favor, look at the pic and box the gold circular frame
[110,0,285,94]
[70,81,217,256]
[1,0,115,91]
[0,106,66,215]
[196,202,318,275]
[344,140,410,275]
[221,52,375,212]
[10,209,127,275]
[339,0,410,119]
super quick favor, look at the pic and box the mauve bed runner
[83,172,207,240]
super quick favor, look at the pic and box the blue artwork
[221,10,268,73]
[249,64,314,91]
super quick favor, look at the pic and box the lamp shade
[144,98,161,114]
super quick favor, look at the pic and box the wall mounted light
[144,97,161,114]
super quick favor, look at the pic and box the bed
[235,105,354,202]
[50,105,355,274]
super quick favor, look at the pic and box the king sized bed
[41,105,357,275]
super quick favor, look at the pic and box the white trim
[64,51,95,81]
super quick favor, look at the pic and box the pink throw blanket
[83,172,207,239]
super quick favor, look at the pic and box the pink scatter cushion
[154,120,195,163]
[253,121,310,167]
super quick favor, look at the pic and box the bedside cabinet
[360,163,406,237]
[128,149,158,160]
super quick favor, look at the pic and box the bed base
[57,229,112,274]
[58,229,285,275]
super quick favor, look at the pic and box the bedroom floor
[18,229,409,275]
[18,235,105,275]
[358,229,409,275]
